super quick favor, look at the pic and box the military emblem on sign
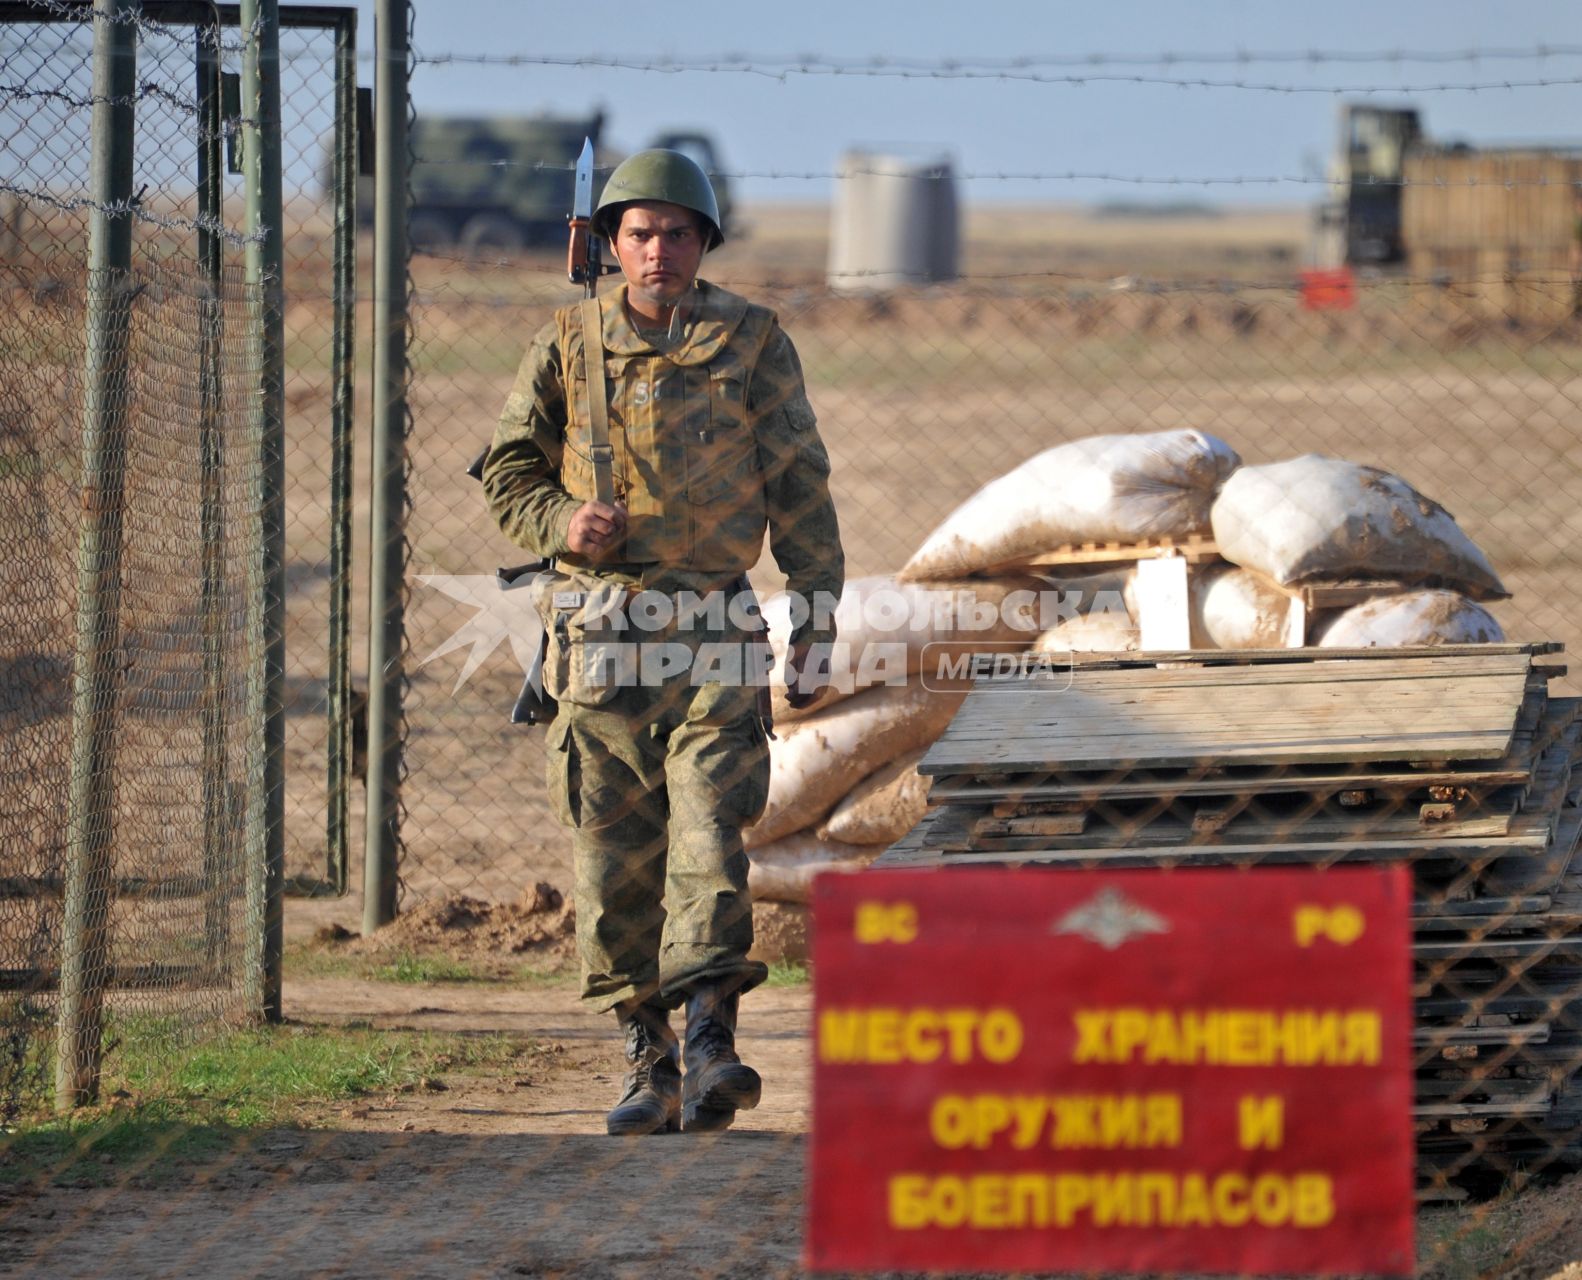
[1052,886,1171,950]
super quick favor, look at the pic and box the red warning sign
[806,866,1414,1276]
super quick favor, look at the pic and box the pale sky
[346,0,1582,206]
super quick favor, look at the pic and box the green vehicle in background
[393,110,735,255]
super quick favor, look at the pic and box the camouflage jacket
[482,280,844,644]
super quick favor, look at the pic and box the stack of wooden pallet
[878,644,1582,1195]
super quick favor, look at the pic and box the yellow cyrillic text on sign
[888,1170,1335,1231]
[1293,904,1366,947]
[1072,1008,1380,1067]
[929,1092,1183,1151]
[819,1007,1023,1065]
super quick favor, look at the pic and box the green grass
[373,952,487,984]
[0,1018,529,1188]
[1418,1197,1519,1280]
[283,937,576,988]
[763,960,810,987]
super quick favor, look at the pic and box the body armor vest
[555,282,776,573]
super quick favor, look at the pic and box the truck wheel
[459,212,524,259]
[409,211,455,253]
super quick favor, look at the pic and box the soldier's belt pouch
[528,570,631,707]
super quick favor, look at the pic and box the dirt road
[6,968,1582,1279]
[0,978,814,1279]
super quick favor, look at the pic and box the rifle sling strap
[579,297,616,507]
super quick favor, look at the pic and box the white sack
[1032,613,1140,652]
[818,747,931,845]
[747,831,877,905]
[900,430,1242,582]
[1210,457,1507,601]
[762,575,1038,723]
[1198,567,1296,649]
[745,679,968,849]
[1314,590,1505,648]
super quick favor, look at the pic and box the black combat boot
[606,999,681,1136]
[680,983,762,1133]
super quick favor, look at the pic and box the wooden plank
[979,535,1221,575]
[1413,937,1582,962]
[927,806,1516,853]
[931,834,1550,869]
[1412,912,1552,935]
[1481,728,1582,894]
[970,643,1556,672]
[1417,994,1579,1019]
[1483,815,1582,896]
[925,727,1524,775]
[1413,1024,1551,1047]
[924,666,1530,774]
[928,767,1534,806]
[873,843,943,870]
[1413,1100,1553,1118]
[1413,1078,1554,1102]
[972,813,1089,838]
[1413,895,1551,919]
[989,800,1087,818]
[875,820,944,870]
[974,652,1533,689]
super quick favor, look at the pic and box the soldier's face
[614,201,705,318]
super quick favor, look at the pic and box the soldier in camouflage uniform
[481,150,844,1135]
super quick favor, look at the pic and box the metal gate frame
[0,0,358,1105]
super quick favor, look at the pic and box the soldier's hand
[784,639,833,712]
[566,501,627,557]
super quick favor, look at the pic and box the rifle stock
[567,214,591,288]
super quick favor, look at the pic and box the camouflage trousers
[542,605,772,1012]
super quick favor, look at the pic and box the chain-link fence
[0,0,363,1118]
[395,257,1582,898]
[380,29,1582,1223]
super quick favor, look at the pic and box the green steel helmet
[594,148,724,250]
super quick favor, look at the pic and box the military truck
[393,110,734,254]
[1312,104,1423,268]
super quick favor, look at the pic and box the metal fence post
[363,0,409,933]
[195,12,231,983]
[54,0,137,1112]
[326,7,357,897]
[240,0,286,1022]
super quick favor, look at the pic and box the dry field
[12,201,1572,923]
[273,202,1582,905]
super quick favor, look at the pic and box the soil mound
[326,883,577,968]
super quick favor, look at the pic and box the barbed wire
[0,77,204,116]
[0,181,260,245]
[440,45,1582,73]
[404,53,1582,96]
[402,44,1582,73]
[32,39,1580,72]
[404,155,1582,188]
[11,16,1582,78]
[13,0,253,50]
[400,245,1582,293]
